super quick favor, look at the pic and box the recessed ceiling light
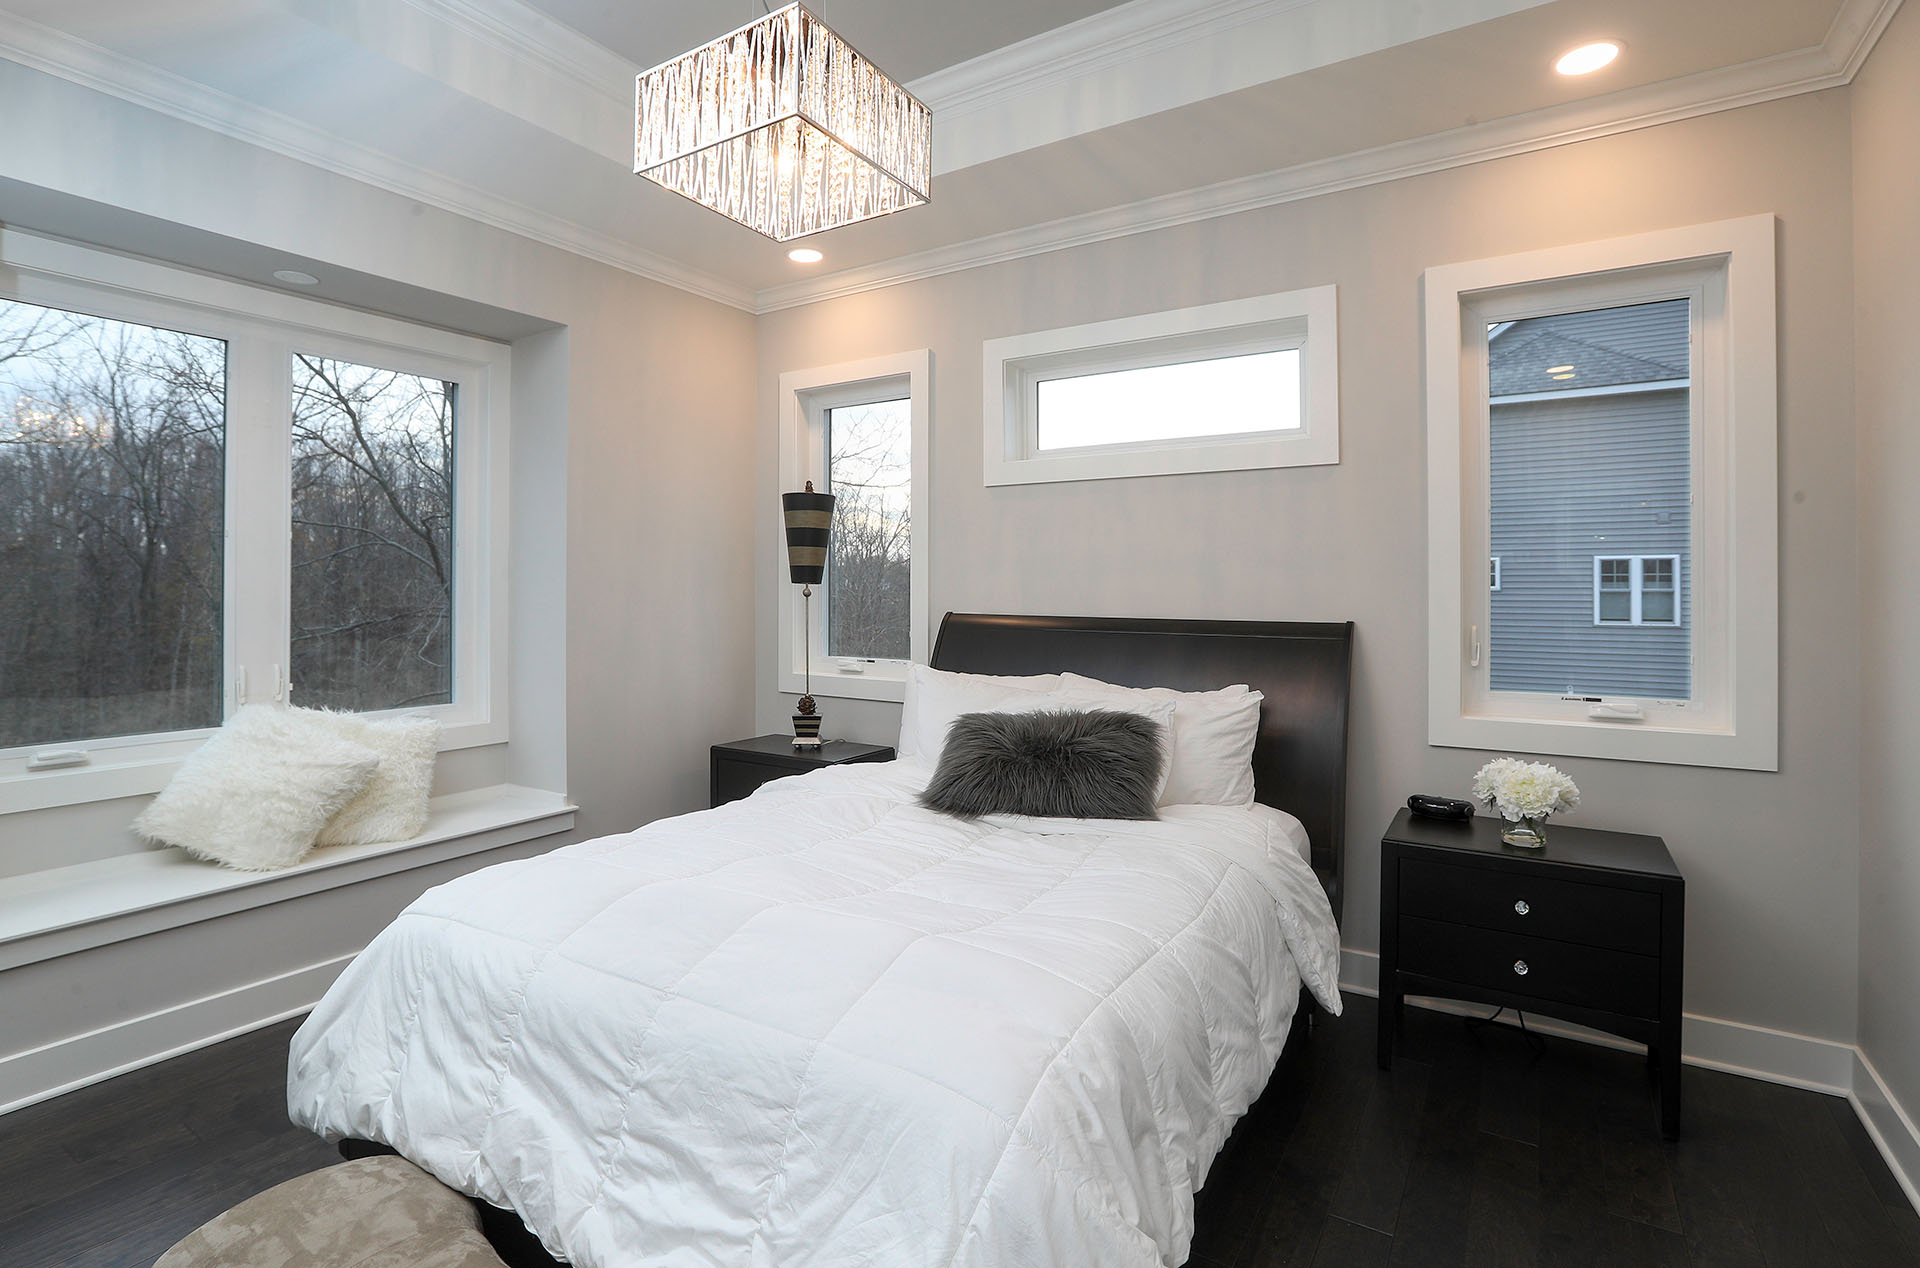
[1551,372,1577,381]
[787,247,824,264]
[273,269,320,286]
[1547,364,1574,373]
[1556,41,1620,76]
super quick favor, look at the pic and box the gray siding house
[1488,299,1692,699]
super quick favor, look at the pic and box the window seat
[0,784,575,973]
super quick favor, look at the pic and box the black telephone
[1407,793,1475,822]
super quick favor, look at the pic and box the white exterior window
[777,351,930,703]
[982,287,1338,485]
[0,231,510,812]
[1426,216,1778,771]
[1490,557,1503,591]
[1594,555,1681,627]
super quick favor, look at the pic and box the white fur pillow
[307,710,441,846]
[133,705,380,871]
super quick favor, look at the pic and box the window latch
[1469,625,1482,669]
[27,749,91,772]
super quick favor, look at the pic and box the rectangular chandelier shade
[634,4,931,242]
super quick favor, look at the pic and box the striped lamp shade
[781,482,836,585]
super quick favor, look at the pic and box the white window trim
[981,286,1338,486]
[1593,555,1682,627]
[1425,215,1778,771]
[0,229,511,813]
[776,350,930,704]
[1490,557,1502,591]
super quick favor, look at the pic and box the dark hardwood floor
[3,997,1916,1267]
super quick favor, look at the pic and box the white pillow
[1058,672,1265,807]
[132,705,381,872]
[304,709,441,846]
[898,664,1061,762]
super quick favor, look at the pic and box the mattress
[288,761,1342,1268]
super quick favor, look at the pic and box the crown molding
[909,0,1295,117]
[0,10,755,311]
[394,0,635,107]
[754,0,1904,313]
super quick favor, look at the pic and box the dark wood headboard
[929,613,1354,923]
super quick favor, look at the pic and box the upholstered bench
[155,1155,509,1268]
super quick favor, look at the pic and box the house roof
[1490,298,1690,397]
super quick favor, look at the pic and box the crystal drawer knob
[1513,959,1530,977]
[1514,899,1531,916]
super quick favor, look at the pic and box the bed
[288,613,1354,1268]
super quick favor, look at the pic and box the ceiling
[0,0,1889,312]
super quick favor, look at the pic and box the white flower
[1472,758,1579,823]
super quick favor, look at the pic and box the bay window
[0,232,508,812]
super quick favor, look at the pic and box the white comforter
[287,762,1342,1268]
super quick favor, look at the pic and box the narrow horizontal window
[983,287,1338,485]
[0,298,225,749]
[1033,349,1300,451]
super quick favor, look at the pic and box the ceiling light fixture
[788,247,824,264]
[272,269,320,286]
[635,4,931,242]
[1555,41,1620,76]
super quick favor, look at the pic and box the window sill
[0,783,575,972]
[777,668,907,704]
[0,723,509,816]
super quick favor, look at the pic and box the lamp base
[792,712,824,750]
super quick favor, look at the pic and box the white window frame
[1593,555,1682,627]
[776,350,930,704]
[1425,215,1778,771]
[0,229,510,813]
[1490,557,1503,591]
[981,286,1338,486]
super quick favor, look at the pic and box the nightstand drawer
[1400,915,1661,1018]
[1399,857,1662,954]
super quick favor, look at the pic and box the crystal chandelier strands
[634,4,931,242]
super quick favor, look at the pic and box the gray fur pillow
[919,709,1167,820]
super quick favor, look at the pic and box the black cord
[1463,1005,1547,1055]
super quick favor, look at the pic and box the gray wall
[1852,1,1920,1132]
[756,89,1862,1048]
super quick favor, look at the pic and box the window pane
[1642,559,1677,623]
[1488,299,1691,696]
[291,355,454,711]
[825,398,910,660]
[0,299,225,748]
[1035,349,1300,450]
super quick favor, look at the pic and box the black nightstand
[1377,807,1686,1137]
[710,735,895,808]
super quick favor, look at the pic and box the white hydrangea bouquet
[1472,757,1579,848]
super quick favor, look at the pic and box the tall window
[824,396,911,661]
[1486,299,1691,699]
[777,351,929,704]
[1425,216,1778,771]
[0,301,226,749]
[291,356,456,712]
[0,233,509,811]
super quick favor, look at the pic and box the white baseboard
[1852,1049,1920,1215]
[0,952,353,1116]
[1342,946,1920,1212]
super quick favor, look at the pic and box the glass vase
[1501,817,1548,849]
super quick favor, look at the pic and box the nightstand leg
[1659,1036,1682,1138]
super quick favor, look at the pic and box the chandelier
[634,4,932,242]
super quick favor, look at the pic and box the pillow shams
[1057,671,1264,807]
[133,705,381,871]
[898,664,1061,762]
[920,709,1168,821]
